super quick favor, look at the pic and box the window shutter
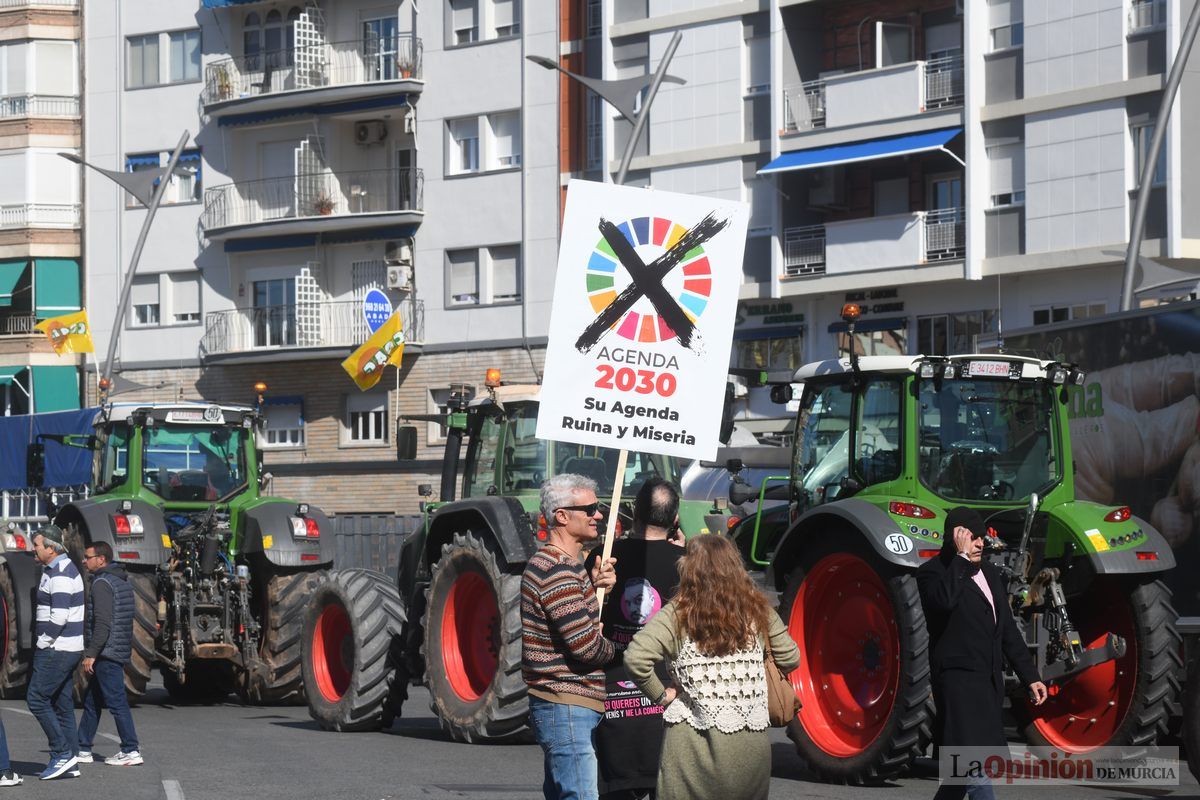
[490,246,519,300]
[448,250,478,299]
[170,274,200,316]
[131,276,160,306]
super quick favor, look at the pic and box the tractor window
[502,404,548,493]
[795,382,853,505]
[95,426,129,492]
[552,443,680,499]
[855,379,902,486]
[463,413,502,498]
[918,378,1060,502]
[142,425,248,502]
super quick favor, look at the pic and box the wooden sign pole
[594,448,628,610]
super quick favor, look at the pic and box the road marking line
[4,707,118,742]
[163,779,186,800]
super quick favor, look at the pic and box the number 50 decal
[884,533,913,555]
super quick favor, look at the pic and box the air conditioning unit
[403,109,417,135]
[386,264,413,292]
[354,120,388,145]
[385,239,413,265]
[808,167,847,210]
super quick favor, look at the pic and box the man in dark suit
[917,507,1048,799]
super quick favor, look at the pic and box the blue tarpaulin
[758,128,963,174]
[0,407,97,489]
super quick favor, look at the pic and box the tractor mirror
[26,443,45,487]
[725,458,744,473]
[396,425,417,461]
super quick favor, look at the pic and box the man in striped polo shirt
[29,524,85,781]
[522,474,617,800]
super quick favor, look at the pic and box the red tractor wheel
[302,569,407,732]
[422,531,528,743]
[1022,580,1180,752]
[779,544,933,784]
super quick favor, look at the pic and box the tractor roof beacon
[3,398,332,705]
[754,304,1180,784]
[301,370,734,737]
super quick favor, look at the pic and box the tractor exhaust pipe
[441,426,462,503]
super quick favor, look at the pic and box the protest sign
[536,180,749,461]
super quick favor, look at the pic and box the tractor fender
[1061,515,1176,594]
[240,501,333,568]
[55,498,171,565]
[424,496,538,571]
[1,551,42,650]
[767,498,921,590]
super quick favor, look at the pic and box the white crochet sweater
[663,635,769,733]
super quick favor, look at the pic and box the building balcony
[201,36,423,120]
[782,208,963,279]
[201,297,425,359]
[0,314,36,336]
[0,203,78,230]
[201,167,423,242]
[0,0,77,8]
[0,95,78,119]
[782,55,963,134]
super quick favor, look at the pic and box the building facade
[0,0,82,415]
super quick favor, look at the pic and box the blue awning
[178,150,202,163]
[202,0,263,7]
[126,153,160,168]
[759,128,962,175]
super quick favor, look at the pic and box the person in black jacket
[76,542,142,767]
[916,507,1048,799]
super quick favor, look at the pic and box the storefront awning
[0,366,25,386]
[31,366,79,413]
[758,128,963,175]
[0,260,28,308]
[828,316,908,333]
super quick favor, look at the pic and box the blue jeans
[0,713,10,771]
[528,695,601,800]
[27,648,82,760]
[78,658,139,753]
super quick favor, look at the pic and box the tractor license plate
[967,360,1010,377]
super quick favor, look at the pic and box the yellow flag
[34,309,94,355]
[340,309,405,391]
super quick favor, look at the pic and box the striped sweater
[521,544,615,712]
[36,554,85,652]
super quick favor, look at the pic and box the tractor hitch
[1041,632,1127,682]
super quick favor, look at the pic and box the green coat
[625,603,800,800]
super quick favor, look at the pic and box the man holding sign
[521,474,617,800]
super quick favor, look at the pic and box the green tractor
[302,377,731,735]
[736,309,1181,783]
[4,401,331,704]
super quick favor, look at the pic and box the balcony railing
[782,80,826,133]
[201,298,425,357]
[1129,0,1166,30]
[0,0,78,7]
[924,207,964,261]
[924,54,964,109]
[0,203,79,229]
[0,315,37,336]
[0,95,78,118]
[202,167,423,233]
[202,35,423,106]
[783,225,826,277]
[782,56,963,133]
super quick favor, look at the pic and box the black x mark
[575,211,729,353]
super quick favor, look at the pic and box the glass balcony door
[363,17,398,81]
[253,278,296,347]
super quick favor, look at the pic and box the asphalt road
[0,681,1195,800]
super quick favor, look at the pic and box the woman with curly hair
[624,534,799,800]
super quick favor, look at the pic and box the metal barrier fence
[330,513,423,581]
[201,296,425,355]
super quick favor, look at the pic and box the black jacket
[917,551,1040,747]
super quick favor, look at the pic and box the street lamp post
[527,29,685,186]
[61,130,191,399]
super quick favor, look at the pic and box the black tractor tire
[1019,580,1181,753]
[303,569,407,732]
[422,531,529,743]
[162,662,233,704]
[778,540,934,784]
[124,567,157,704]
[244,565,326,705]
[1185,642,1199,782]
[0,565,30,698]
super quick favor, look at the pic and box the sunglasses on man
[557,503,601,516]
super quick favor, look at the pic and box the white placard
[536,180,749,460]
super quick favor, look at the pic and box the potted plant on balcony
[312,192,336,215]
[213,65,233,101]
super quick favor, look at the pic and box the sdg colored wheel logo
[585,216,712,344]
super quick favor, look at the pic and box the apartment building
[601,0,1198,387]
[82,0,584,513]
[0,0,82,415]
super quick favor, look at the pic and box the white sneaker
[0,770,21,786]
[104,751,143,767]
[76,751,94,764]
